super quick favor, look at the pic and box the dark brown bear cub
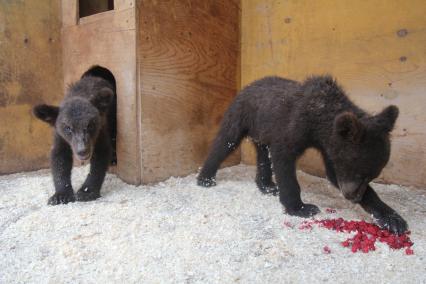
[33,66,116,205]
[198,75,408,234]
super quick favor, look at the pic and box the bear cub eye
[87,121,96,132]
[64,125,72,134]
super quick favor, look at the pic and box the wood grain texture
[0,1,63,174]
[241,0,426,187]
[62,1,141,184]
[137,0,240,183]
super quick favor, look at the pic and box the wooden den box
[61,0,240,185]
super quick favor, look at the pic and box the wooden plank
[137,0,240,183]
[0,0,63,174]
[114,0,134,11]
[241,0,426,187]
[62,4,141,184]
[62,0,78,27]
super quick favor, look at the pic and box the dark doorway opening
[79,0,114,18]
[82,65,117,166]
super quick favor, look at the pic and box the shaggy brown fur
[198,75,407,234]
[33,66,116,205]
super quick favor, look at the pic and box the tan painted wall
[241,0,426,187]
[0,1,63,174]
[137,0,241,183]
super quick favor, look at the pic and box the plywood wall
[61,0,141,185]
[241,0,426,187]
[137,0,240,183]
[0,1,63,174]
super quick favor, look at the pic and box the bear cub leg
[76,130,112,202]
[254,143,278,195]
[360,186,408,234]
[197,122,244,187]
[271,148,320,218]
[48,136,76,205]
[197,135,236,187]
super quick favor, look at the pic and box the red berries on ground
[298,222,313,230]
[325,208,337,214]
[283,221,294,228]
[405,248,414,255]
[323,246,331,254]
[298,217,414,255]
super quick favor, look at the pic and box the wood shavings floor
[0,165,425,283]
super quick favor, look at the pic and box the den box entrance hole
[83,65,117,166]
[79,0,114,18]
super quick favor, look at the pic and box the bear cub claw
[376,212,408,235]
[286,203,320,218]
[197,176,216,187]
[76,189,101,202]
[47,192,76,205]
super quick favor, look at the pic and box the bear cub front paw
[257,183,279,196]
[376,212,408,235]
[48,192,76,205]
[256,176,279,195]
[286,203,320,218]
[76,188,101,202]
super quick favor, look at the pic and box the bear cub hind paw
[48,192,76,205]
[286,203,320,218]
[258,183,279,196]
[76,188,101,202]
[197,176,217,187]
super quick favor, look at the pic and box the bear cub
[33,66,117,205]
[198,75,408,234]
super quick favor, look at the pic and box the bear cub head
[33,77,113,161]
[330,105,399,203]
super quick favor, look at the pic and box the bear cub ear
[333,112,365,143]
[371,105,399,133]
[33,104,59,126]
[91,87,113,113]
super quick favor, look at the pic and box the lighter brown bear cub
[33,66,116,205]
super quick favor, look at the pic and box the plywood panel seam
[135,4,143,185]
